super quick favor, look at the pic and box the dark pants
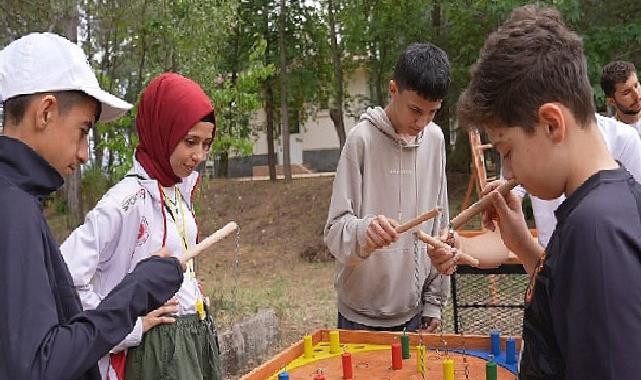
[337,312,422,332]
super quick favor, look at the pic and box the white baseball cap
[0,32,132,122]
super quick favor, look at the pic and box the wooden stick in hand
[180,221,238,265]
[395,208,441,234]
[416,230,480,267]
[449,179,519,230]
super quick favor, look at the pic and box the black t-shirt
[520,167,641,379]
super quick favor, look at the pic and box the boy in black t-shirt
[453,5,641,379]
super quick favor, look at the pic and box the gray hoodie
[324,107,450,327]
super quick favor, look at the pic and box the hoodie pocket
[339,246,423,317]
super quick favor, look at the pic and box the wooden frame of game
[242,329,521,379]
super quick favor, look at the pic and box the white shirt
[514,114,641,247]
[628,119,641,136]
[61,160,202,379]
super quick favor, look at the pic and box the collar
[0,136,63,201]
[555,165,631,224]
[364,107,425,147]
[127,159,199,208]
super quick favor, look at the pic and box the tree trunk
[135,0,150,97]
[265,81,277,181]
[84,11,104,170]
[431,0,450,152]
[93,127,103,169]
[278,0,292,181]
[261,4,277,181]
[216,151,229,177]
[63,6,84,228]
[431,0,441,38]
[375,42,388,106]
[327,0,346,150]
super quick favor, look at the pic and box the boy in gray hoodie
[324,43,450,331]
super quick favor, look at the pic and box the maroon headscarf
[135,73,215,187]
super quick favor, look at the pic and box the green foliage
[52,196,69,215]
[97,111,137,182]
[3,0,641,179]
[211,38,275,157]
[81,166,112,209]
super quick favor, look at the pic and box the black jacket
[0,136,183,380]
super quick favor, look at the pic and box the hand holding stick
[449,179,519,230]
[395,208,441,234]
[180,222,238,265]
[417,230,480,267]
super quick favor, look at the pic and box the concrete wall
[247,67,371,158]
[220,147,342,177]
[303,148,342,172]
[224,66,373,176]
[225,154,268,177]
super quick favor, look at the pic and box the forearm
[4,257,182,380]
[510,237,544,275]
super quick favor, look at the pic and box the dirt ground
[193,176,338,345]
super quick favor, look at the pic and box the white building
[226,67,373,177]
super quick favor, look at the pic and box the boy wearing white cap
[0,33,184,380]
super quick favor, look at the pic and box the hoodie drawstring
[399,141,424,308]
[397,144,403,222]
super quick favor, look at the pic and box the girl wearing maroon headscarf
[61,73,223,380]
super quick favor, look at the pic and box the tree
[278,0,292,181]
[63,4,85,228]
[327,0,346,150]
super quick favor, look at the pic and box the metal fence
[449,264,528,337]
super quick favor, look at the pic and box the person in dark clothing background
[453,5,641,379]
[0,33,185,380]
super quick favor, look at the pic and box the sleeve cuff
[422,303,442,319]
[355,215,375,258]
[110,317,144,353]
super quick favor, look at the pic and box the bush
[82,166,112,210]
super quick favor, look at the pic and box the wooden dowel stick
[416,230,480,267]
[180,221,238,264]
[449,179,519,230]
[395,208,441,234]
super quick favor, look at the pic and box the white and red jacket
[61,159,202,379]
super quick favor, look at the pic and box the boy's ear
[34,95,58,132]
[538,103,565,143]
[389,80,398,96]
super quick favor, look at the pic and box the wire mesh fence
[443,265,528,337]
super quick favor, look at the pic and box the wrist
[511,233,542,260]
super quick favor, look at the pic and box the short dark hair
[393,43,450,101]
[601,61,637,98]
[457,5,595,132]
[2,90,100,127]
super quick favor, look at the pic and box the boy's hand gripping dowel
[416,230,481,267]
[449,179,519,230]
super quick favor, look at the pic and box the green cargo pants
[125,314,223,380]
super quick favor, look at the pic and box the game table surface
[242,329,521,380]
